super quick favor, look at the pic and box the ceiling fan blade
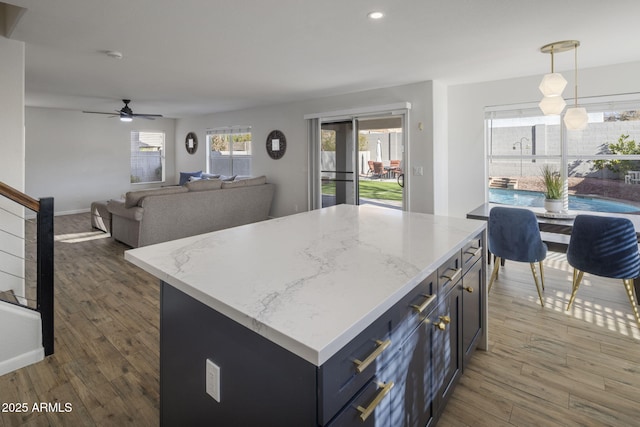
[133,114,163,120]
[82,110,116,115]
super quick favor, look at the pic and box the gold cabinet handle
[434,315,450,330]
[410,294,435,313]
[357,381,394,422]
[465,246,483,258]
[442,268,462,284]
[465,286,474,293]
[353,339,391,374]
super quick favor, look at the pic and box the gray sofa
[106,176,274,248]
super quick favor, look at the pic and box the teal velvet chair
[488,207,548,306]
[566,215,640,327]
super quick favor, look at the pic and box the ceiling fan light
[539,73,567,97]
[539,95,566,115]
[563,107,588,130]
[120,116,133,122]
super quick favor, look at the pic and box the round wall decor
[266,130,286,160]
[185,132,198,154]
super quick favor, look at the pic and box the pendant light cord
[573,44,579,107]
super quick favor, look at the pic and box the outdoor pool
[489,188,640,213]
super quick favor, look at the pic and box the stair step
[489,177,518,189]
[0,290,19,304]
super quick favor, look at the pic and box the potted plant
[541,165,563,212]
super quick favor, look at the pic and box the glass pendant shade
[539,95,566,115]
[563,107,588,130]
[538,72,567,97]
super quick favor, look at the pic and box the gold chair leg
[623,279,640,328]
[539,261,545,291]
[529,263,544,307]
[488,257,501,293]
[566,269,584,310]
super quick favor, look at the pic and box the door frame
[305,102,411,211]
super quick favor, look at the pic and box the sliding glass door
[307,103,410,211]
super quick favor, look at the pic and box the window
[486,95,640,213]
[130,131,165,184]
[206,127,252,177]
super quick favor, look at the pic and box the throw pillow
[179,171,202,185]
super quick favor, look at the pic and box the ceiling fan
[83,99,163,122]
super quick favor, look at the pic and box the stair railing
[0,181,54,356]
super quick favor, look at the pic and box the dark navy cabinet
[160,231,485,426]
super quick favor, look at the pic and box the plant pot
[544,198,563,213]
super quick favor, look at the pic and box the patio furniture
[389,159,402,177]
[566,214,640,327]
[373,161,385,178]
[366,160,376,176]
[625,170,640,184]
[487,207,548,306]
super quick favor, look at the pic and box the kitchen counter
[126,204,487,366]
[126,204,488,425]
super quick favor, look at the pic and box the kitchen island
[126,204,487,426]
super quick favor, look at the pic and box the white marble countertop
[125,205,486,366]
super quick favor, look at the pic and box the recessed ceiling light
[367,11,384,20]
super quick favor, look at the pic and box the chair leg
[566,269,584,310]
[623,279,640,328]
[488,257,501,293]
[529,263,545,307]
[539,261,545,291]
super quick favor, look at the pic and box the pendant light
[538,44,566,115]
[539,40,587,129]
[563,42,588,130]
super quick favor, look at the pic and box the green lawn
[322,180,403,201]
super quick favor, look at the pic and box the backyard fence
[131,151,162,183]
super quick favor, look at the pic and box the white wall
[447,60,640,218]
[175,81,437,217]
[0,302,43,376]
[0,36,42,374]
[432,80,448,215]
[0,36,25,295]
[25,108,176,214]
[0,37,24,190]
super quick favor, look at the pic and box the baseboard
[26,208,90,220]
[0,347,44,377]
[55,208,91,216]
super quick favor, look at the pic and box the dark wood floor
[0,213,160,426]
[1,213,639,426]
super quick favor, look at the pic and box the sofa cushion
[125,186,188,208]
[221,175,267,189]
[186,179,223,192]
[179,170,202,185]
